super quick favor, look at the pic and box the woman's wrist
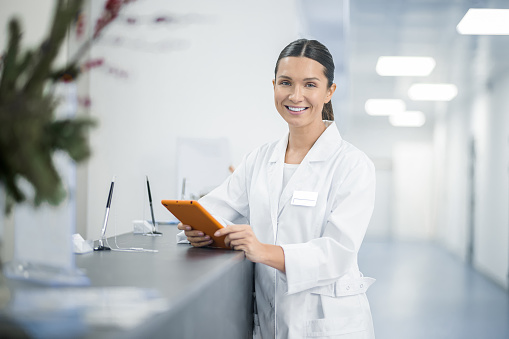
[259,244,285,273]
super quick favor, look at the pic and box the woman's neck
[285,120,327,164]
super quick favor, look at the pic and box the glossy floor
[359,241,509,339]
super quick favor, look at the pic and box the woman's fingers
[187,234,210,242]
[229,238,240,246]
[181,224,256,251]
[190,237,214,247]
[219,225,256,251]
[188,233,212,247]
[177,223,192,231]
[178,223,213,247]
[185,230,207,237]
[215,225,247,237]
[224,231,245,247]
[228,237,249,251]
[224,235,232,248]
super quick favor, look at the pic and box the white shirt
[282,163,298,190]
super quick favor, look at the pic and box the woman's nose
[289,86,303,102]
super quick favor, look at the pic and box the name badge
[291,191,318,207]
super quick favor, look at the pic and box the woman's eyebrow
[277,75,321,82]
[303,77,321,81]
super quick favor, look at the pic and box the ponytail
[322,101,334,121]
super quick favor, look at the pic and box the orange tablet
[161,200,229,249]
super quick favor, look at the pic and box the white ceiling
[349,0,468,124]
[301,0,509,132]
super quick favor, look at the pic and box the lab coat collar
[268,121,342,163]
[269,133,288,163]
[305,120,342,162]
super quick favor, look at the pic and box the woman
[177,39,376,339]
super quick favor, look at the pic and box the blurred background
[1,0,508,337]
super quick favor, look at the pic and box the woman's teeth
[287,106,307,112]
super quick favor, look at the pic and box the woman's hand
[177,223,213,247]
[214,225,264,261]
[214,225,285,272]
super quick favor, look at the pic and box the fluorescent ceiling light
[457,9,509,35]
[365,99,406,116]
[376,56,436,76]
[408,83,458,101]
[389,111,426,127]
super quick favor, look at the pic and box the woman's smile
[285,105,309,115]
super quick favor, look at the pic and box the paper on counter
[72,233,94,254]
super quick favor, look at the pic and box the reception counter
[3,226,254,338]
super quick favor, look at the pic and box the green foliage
[0,0,96,211]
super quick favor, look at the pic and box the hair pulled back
[274,39,335,121]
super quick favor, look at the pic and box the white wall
[346,120,434,240]
[393,143,433,240]
[0,0,54,49]
[84,0,302,239]
[471,73,509,289]
[433,98,471,260]
[367,165,393,238]
[431,31,509,289]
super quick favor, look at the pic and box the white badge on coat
[291,191,318,207]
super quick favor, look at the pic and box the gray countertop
[76,226,245,306]
[3,226,254,339]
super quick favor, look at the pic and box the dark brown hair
[275,39,335,121]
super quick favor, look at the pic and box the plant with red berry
[0,0,134,211]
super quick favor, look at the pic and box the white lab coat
[177,121,376,338]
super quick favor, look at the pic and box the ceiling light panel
[457,9,509,35]
[365,99,406,116]
[408,84,458,101]
[376,56,436,76]
[389,111,426,127]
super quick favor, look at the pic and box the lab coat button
[346,285,350,290]
[360,284,364,288]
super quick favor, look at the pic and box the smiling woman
[177,39,376,339]
[272,40,337,164]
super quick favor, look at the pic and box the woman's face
[273,56,336,129]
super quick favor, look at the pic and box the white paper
[176,138,231,200]
[132,220,153,234]
[72,233,93,254]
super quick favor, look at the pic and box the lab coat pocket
[306,293,367,337]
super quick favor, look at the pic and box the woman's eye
[306,83,317,88]
[280,81,291,86]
